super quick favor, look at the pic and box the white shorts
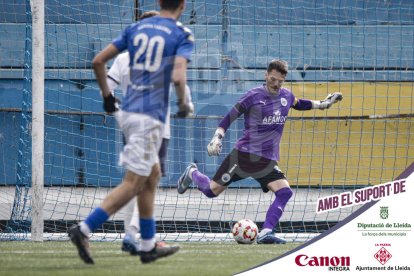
[115,110,164,177]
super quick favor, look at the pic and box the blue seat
[227,25,414,69]
[0,0,133,23]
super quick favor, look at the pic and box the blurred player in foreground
[177,60,342,244]
[120,83,193,255]
[104,10,194,255]
[68,0,194,264]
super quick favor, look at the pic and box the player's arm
[207,103,244,156]
[106,57,121,94]
[173,25,194,117]
[172,56,191,117]
[92,44,120,113]
[292,92,343,110]
[184,84,194,115]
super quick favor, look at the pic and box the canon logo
[295,254,350,267]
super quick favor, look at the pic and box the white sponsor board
[237,170,414,276]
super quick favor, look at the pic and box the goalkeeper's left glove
[207,128,224,156]
[103,94,120,113]
[314,92,343,110]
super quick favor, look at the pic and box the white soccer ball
[231,219,258,244]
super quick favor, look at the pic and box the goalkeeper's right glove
[314,92,343,110]
[103,94,119,113]
[207,128,224,156]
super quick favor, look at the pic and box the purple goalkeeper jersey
[233,85,296,161]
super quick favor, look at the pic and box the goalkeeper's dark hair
[267,60,288,75]
[139,10,160,20]
[160,0,184,11]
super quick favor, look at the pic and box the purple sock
[263,188,293,230]
[192,170,217,198]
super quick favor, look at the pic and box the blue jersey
[112,16,194,122]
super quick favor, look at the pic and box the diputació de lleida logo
[380,206,389,219]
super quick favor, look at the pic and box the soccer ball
[231,219,258,244]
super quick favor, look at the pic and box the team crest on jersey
[262,110,287,125]
[221,173,231,183]
[280,98,288,106]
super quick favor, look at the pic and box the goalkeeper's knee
[275,187,293,209]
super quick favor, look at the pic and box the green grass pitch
[0,241,301,276]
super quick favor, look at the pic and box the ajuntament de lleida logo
[380,206,389,219]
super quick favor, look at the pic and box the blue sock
[140,218,156,240]
[84,207,110,232]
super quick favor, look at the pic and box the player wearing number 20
[68,0,194,265]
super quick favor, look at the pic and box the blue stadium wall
[1,0,413,187]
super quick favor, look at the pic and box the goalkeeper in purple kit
[177,60,342,244]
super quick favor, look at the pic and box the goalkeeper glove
[176,101,194,118]
[103,94,120,113]
[314,92,343,110]
[207,129,224,156]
